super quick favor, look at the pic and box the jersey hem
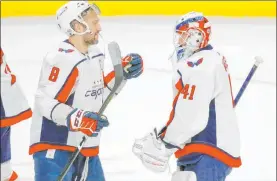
[174,143,241,168]
[29,143,99,157]
[0,109,32,127]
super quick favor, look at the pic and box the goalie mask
[173,12,211,61]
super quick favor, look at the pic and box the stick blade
[98,41,125,114]
[108,41,122,66]
[108,41,124,83]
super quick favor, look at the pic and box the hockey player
[133,12,241,181]
[1,48,32,181]
[29,1,143,181]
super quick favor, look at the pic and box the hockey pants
[177,155,232,181]
[33,149,105,181]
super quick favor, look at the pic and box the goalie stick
[234,56,264,105]
[58,41,124,181]
[158,56,264,138]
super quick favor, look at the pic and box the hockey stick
[158,56,264,137]
[234,56,263,105]
[58,42,124,181]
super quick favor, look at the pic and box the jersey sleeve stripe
[11,74,16,85]
[9,171,18,181]
[5,64,17,85]
[228,75,235,107]
[166,92,181,127]
[55,67,79,103]
[160,78,183,137]
[0,48,3,65]
[177,70,184,87]
[0,108,32,127]
[175,143,242,167]
[104,71,115,87]
[167,78,183,127]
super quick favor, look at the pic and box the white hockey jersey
[0,48,32,128]
[162,45,241,167]
[29,40,126,157]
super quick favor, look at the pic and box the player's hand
[122,53,143,79]
[66,108,109,137]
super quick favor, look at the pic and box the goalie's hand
[132,129,177,173]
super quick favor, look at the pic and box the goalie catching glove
[132,128,177,173]
[66,108,109,137]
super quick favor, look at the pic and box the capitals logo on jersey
[58,48,74,53]
[187,58,204,68]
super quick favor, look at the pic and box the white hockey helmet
[56,1,101,36]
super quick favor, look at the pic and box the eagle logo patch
[187,58,203,67]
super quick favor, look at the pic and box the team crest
[58,48,74,53]
[187,58,203,67]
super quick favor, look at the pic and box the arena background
[1,1,276,17]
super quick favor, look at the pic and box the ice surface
[1,16,276,181]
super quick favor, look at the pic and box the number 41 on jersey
[181,84,196,100]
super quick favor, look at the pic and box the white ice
[1,16,276,181]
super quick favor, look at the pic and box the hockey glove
[66,108,109,137]
[122,53,143,79]
[132,129,177,173]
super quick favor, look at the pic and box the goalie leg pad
[171,170,197,181]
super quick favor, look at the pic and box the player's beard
[84,32,99,45]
